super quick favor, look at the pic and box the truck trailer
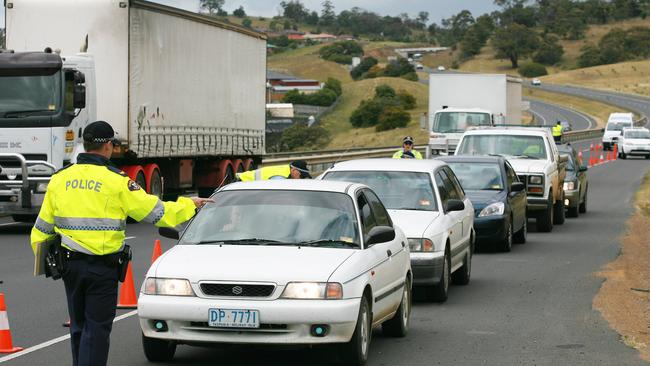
[2,0,267,221]
[426,73,522,156]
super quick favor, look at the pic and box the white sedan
[321,159,474,302]
[139,180,412,366]
[618,127,650,159]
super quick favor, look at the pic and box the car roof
[463,126,549,136]
[326,158,446,173]
[437,155,506,164]
[220,179,362,194]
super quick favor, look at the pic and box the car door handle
[387,250,392,258]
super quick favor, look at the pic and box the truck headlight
[478,202,505,217]
[529,175,543,185]
[281,282,342,299]
[408,238,434,252]
[143,278,195,296]
[563,181,575,191]
[35,182,48,193]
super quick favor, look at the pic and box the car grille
[200,283,275,297]
[0,154,47,168]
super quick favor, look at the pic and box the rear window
[457,134,548,160]
[607,122,632,131]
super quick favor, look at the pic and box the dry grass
[541,60,650,96]
[320,77,429,149]
[593,172,650,362]
[268,44,353,84]
[523,88,637,128]
[421,49,458,70]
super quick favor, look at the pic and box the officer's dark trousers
[63,258,118,366]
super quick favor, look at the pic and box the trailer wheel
[232,159,245,174]
[143,164,163,198]
[121,165,146,188]
[243,158,254,171]
[216,159,235,187]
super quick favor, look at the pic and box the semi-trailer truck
[426,73,522,157]
[2,0,267,221]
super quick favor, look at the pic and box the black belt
[63,248,121,266]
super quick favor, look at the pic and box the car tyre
[514,218,527,244]
[553,194,565,225]
[567,203,579,218]
[427,247,450,302]
[382,277,411,337]
[452,242,471,285]
[340,296,371,366]
[620,152,627,159]
[537,195,554,232]
[498,219,513,252]
[142,333,176,362]
[579,188,587,214]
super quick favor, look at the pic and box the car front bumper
[473,215,507,245]
[138,295,360,345]
[410,251,445,286]
[622,146,650,155]
[564,188,580,208]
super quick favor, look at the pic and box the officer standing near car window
[236,160,312,181]
[30,121,212,366]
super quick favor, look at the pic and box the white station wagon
[139,180,412,366]
[321,159,474,302]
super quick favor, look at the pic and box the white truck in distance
[427,73,523,157]
[602,112,635,151]
[455,127,568,232]
[2,0,266,221]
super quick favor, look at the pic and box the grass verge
[593,171,650,361]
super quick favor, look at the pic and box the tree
[350,56,378,79]
[280,0,309,22]
[533,35,564,65]
[494,0,536,27]
[305,11,319,25]
[280,122,331,151]
[397,90,417,110]
[376,107,410,132]
[199,0,224,15]
[578,44,602,67]
[242,18,253,28]
[320,0,336,26]
[233,6,246,18]
[375,84,396,99]
[460,27,485,58]
[350,99,385,127]
[417,11,430,25]
[324,77,342,96]
[493,23,539,68]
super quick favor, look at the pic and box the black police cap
[290,160,312,179]
[83,121,120,146]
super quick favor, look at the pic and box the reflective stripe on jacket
[236,165,291,181]
[392,149,423,159]
[30,154,197,255]
[552,125,563,137]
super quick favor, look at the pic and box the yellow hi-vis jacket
[552,124,563,137]
[392,149,423,159]
[236,165,291,181]
[30,153,197,255]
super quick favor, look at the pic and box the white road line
[0,310,138,363]
[0,222,16,227]
[125,236,136,240]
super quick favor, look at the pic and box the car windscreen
[563,154,576,171]
[432,112,491,133]
[445,162,504,190]
[624,130,650,139]
[456,134,548,160]
[180,190,360,248]
[323,171,438,211]
[0,73,61,117]
[607,122,631,131]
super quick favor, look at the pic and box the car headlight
[35,182,48,193]
[281,282,343,300]
[143,278,195,296]
[478,202,505,217]
[529,175,543,185]
[563,181,576,191]
[408,238,434,252]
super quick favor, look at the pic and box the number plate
[208,308,260,329]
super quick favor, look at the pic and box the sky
[1,1,498,28]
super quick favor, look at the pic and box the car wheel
[340,296,371,366]
[553,194,565,225]
[537,195,554,232]
[427,247,450,302]
[567,203,579,218]
[498,219,513,252]
[452,242,472,285]
[514,218,527,244]
[382,277,411,337]
[620,152,627,159]
[579,188,587,213]
[142,333,176,362]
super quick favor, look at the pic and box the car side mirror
[365,226,395,246]
[579,165,588,172]
[511,182,525,192]
[159,227,179,240]
[559,155,568,163]
[445,199,465,212]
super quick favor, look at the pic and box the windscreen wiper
[3,109,55,118]
[295,239,359,248]
[512,154,540,159]
[192,238,284,245]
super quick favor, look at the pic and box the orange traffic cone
[151,239,163,265]
[613,144,618,160]
[599,152,605,164]
[0,293,23,354]
[117,263,138,309]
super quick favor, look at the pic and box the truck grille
[0,154,47,168]
[200,283,275,297]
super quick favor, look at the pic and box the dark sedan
[438,156,527,252]
[557,144,588,217]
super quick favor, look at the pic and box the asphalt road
[1,137,648,365]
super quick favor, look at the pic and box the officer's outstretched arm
[30,187,57,253]
[119,178,196,228]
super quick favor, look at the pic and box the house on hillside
[303,33,337,42]
[266,71,321,103]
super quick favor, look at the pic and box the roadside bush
[518,62,548,77]
[577,27,650,67]
[324,77,342,96]
[376,107,410,132]
[384,58,415,77]
[401,72,419,81]
[350,99,384,127]
[375,84,396,99]
[280,122,331,151]
[282,87,338,107]
[350,57,378,80]
[397,90,417,110]
[578,44,602,68]
[319,40,364,65]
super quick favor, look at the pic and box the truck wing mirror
[74,71,85,84]
[73,84,86,109]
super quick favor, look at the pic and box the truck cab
[0,50,91,220]
[427,108,494,156]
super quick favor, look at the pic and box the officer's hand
[190,197,214,209]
